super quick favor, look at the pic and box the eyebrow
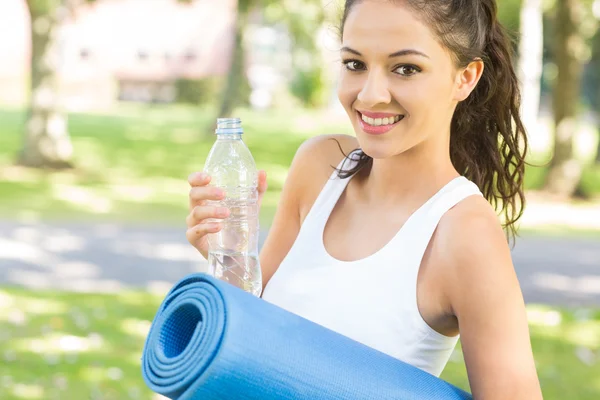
[340,46,430,59]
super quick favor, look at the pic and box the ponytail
[450,13,527,240]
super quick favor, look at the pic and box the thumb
[258,170,268,194]
[257,170,267,207]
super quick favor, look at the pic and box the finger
[257,170,268,194]
[186,206,230,227]
[186,222,222,244]
[189,186,225,210]
[188,171,210,187]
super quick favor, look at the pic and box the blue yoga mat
[141,273,472,399]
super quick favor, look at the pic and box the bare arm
[438,197,543,399]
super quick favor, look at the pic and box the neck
[359,138,458,207]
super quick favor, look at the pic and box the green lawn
[0,105,351,227]
[0,287,598,399]
[1,104,600,230]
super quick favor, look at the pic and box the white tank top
[261,156,483,377]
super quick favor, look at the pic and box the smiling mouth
[359,112,405,127]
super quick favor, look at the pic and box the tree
[215,0,326,122]
[18,0,88,169]
[592,30,600,164]
[517,0,544,136]
[217,0,253,119]
[543,0,587,196]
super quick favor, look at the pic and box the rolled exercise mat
[141,273,472,400]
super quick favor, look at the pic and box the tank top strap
[299,155,360,232]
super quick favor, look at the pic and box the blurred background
[0,0,599,398]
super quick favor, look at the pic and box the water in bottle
[203,118,262,297]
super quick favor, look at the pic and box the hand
[186,170,268,259]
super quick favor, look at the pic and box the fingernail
[217,208,229,217]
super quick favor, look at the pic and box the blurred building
[0,0,237,110]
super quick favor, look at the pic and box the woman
[186,0,543,398]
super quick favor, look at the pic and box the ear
[453,59,484,102]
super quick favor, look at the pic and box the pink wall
[0,0,236,107]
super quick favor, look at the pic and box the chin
[357,142,398,160]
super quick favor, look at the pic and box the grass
[0,287,598,399]
[0,105,350,227]
[1,104,600,233]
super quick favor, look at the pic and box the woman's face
[337,0,464,160]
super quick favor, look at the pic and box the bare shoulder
[431,192,521,315]
[436,194,507,253]
[293,134,359,177]
[289,134,359,221]
[434,194,513,286]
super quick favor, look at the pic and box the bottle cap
[216,118,243,135]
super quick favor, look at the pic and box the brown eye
[394,65,420,76]
[343,60,366,71]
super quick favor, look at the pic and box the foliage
[263,0,328,107]
[290,59,328,107]
[174,78,224,106]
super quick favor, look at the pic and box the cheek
[337,73,361,108]
[392,77,453,118]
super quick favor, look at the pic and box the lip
[356,111,404,135]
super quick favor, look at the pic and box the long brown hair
[338,0,528,240]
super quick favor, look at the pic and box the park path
[0,221,599,307]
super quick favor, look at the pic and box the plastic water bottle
[203,118,262,297]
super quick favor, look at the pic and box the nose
[357,69,392,107]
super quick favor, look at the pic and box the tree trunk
[215,1,252,122]
[517,0,543,135]
[543,0,584,196]
[593,32,600,164]
[19,0,73,169]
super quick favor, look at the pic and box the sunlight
[80,366,105,382]
[17,297,68,315]
[13,332,105,354]
[110,240,199,262]
[0,290,15,308]
[146,280,176,296]
[124,126,161,141]
[51,184,113,214]
[108,184,156,202]
[0,238,58,267]
[533,273,600,295]
[120,318,152,339]
[52,261,100,279]
[526,306,562,327]
[0,165,41,183]
[520,202,600,231]
[41,232,86,254]
[72,138,106,170]
[0,296,66,323]
[11,383,44,399]
[565,321,600,348]
[171,127,199,144]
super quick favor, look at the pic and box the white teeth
[361,114,402,126]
